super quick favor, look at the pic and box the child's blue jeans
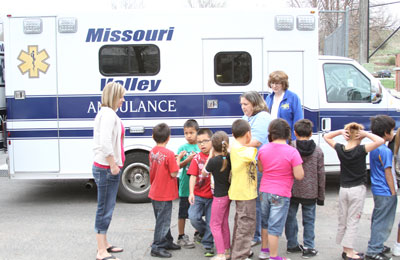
[151,200,174,250]
[189,195,213,249]
[367,194,397,255]
[285,200,316,249]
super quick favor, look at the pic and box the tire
[117,150,151,203]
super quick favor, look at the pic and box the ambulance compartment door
[202,39,263,132]
[6,16,59,173]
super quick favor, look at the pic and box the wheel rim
[121,162,150,195]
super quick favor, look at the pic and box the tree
[288,0,397,59]
[187,0,226,8]
[112,0,144,9]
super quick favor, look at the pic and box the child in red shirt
[149,123,185,258]
[188,128,215,257]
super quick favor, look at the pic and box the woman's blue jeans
[92,165,120,234]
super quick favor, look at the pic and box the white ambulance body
[3,9,399,202]
[0,19,5,150]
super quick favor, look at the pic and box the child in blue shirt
[366,115,397,260]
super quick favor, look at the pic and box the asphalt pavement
[0,153,400,260]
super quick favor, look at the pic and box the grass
[362,29,400,75]
[380,78,395,89]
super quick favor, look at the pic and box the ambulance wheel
[118,151,151,203]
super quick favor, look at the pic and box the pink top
[94,122,125,169]
[120,122,125,165]
[258,142,303,198]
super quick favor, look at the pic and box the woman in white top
[93,82,126,260]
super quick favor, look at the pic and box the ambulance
[3,9,399,202]
[0,20,5,150]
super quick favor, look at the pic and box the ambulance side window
[324,63,371,103]
[214,52,252,86]
[99,44,160,76]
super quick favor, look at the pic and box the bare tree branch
[187,0,226,8]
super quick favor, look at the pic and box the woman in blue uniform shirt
[265,71,303,140]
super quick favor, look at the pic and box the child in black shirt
[324,122,384,260]
[203,131,231,260]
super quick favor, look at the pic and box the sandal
[107,246,123,253]
[96,256,117,260]
[342,252,364,260]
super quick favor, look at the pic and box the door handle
[321,118,331,132]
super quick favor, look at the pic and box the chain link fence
[322,8,350,57]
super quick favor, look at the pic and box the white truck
[2,9,399,202]
[0,20,5,150]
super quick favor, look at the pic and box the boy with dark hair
[229,119,258,260]
[188,128,215,257]
[176,119,200,249]
[149,123,185,258]
[284,119,325,259]
[366,115,397,260]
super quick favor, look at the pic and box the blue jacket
[265,90,304,140]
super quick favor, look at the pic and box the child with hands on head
[323,122,384,260]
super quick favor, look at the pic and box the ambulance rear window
[99,44,160,76]
[214,52,252,86]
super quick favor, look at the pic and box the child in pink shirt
[257,119,304,260]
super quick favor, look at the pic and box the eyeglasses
[197,139,211,145]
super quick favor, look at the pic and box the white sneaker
[259,250,270,259]
[177,234,195,249]
[393,243,400,256]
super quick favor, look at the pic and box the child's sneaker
[269,256,291,260]
[225,249,231,260]
[177,234,195,249]
[259,248,270,260]
[205,248,215,257]
[211,255,226,260]
[302,248,318,258]
[382,246,391,254]
[393,243,400,256]
[287,244,304,254]
[365,253,392,260]
[194,232,203,244]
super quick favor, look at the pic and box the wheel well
[125,148,149,157]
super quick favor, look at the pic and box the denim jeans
[189,195,214,248]
[92,165,120,234]
[151,200,174,250]
[253,170,262,243]
[260,192,290,236]
[285,200,316,248]
[367,195,398,255]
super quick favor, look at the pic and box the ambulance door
[202,39,263,132]
[266,51,304,107]
[318,60,386,168]
[6,17,59,173]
